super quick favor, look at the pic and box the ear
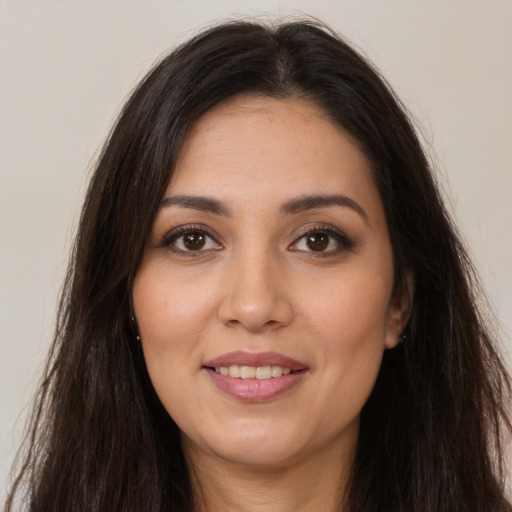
[384,272,414,349]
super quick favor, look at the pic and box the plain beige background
[1,0,511,499]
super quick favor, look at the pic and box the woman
[5,20,511,512]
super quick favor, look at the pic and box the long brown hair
[6,20,511,511]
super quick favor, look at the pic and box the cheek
[133,262,217,354]
[131,262,219,416]
[304,266,393,347]
[300,268,392,408]
[131,263,216,419]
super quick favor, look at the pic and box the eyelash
[159,223,353,257]
[160,224,222,256]
[289,223,354,256]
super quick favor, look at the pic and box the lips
[204,350,307,370]
[203,351,309,402]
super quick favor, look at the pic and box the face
[133,96,407,471]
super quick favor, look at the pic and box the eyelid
[289,223,354,253]
[159,224,223,251]
[157,222,353,256]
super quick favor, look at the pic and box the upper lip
[204,351,308,371]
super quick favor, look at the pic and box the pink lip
[203,351,309,403]
[204,350,307,370]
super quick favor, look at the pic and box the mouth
[208,365,305,380]
[203,351,309,402]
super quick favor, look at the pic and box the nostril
[216,274,294,331]
[224,318,284,332]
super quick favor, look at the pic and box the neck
[184,435,355,512]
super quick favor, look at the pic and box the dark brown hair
[6,19,511,512]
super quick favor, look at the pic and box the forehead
[168,95,381,216]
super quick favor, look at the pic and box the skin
[133,95,409,511]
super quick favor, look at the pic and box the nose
[217,249,294,332]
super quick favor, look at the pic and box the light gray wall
[1,0,511,499]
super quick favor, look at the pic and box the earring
[131,315,141,341]
[399,332,407,343]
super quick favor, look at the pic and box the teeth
[214,365,295,380]
[228,365,241,378]
[240,366,256,379]
[255,366,271,379]
[271,365,283,377]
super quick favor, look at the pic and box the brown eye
[183,231,206,250]
[289,225,353,255]
[306,233,329,251]
[162,227,222,254]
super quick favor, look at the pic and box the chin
[182,414,357,471]
[212,438,306,470]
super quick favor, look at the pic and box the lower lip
[205,368,307,402]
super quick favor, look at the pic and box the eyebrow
[160,195,231,216]
[160,193,368,222]
[280,194,368,222]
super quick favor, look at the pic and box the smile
[204,351,309,402]
[213,365,293,379]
